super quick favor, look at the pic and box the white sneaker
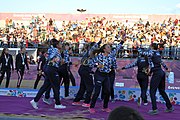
[144,102,148,106]
[54,104,66,109]
[64,96,72,100]
[42,98,52,105]
[30,100,38,109]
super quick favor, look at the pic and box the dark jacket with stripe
[15,53,29,70]
[0,54,14,70]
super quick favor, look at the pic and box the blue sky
[0,0,180,14]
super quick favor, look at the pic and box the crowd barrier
[0,87,180,105]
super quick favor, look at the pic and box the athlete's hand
[116,68,121,72]
[121,67,125,70]
[97,64,104,68]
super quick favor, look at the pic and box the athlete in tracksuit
[72,40,101,107]
[89,40,124,113]
[138,43,174,115]
[0,48,14,88]
[122,54,149,105]
[16,46,29,88]
[30,39,66,109]
[101,47,118,102]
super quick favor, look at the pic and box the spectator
[0,15,179,59]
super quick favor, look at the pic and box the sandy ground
[0,79,44,89]
[0,114,90,120]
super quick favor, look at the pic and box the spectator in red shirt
[26,37,29,48]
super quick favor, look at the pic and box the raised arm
[111,40,124,56]
[81,39,102,58]
[122,59,138,69]
[89,39,102,54]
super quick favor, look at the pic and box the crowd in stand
[0,16,180,59]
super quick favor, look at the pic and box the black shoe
[148,109,159,115]
[165,107,174,113]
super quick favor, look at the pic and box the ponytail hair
[51,38,59,48]
[99,44,108,53]
[90,44,108,56]
[151,43,158,50]
[91,49,101,56]
[87,42,96,50]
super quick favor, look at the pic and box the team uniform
[122,56,149,105]
[0,53,14,88]
[60,49,72,98]
[101,49,117,102]
[72,41,100,107]
[15,52,29,88]
[139,49,173,114]
[89,42,123,113]
[30,46,66,109]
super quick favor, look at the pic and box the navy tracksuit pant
[60,64,70,97]
[90,70,111,109]
[73,65,94,104]
[34,65,61,105]
[68,65,76,86]
[101,69,115,100]
[0,69,11,88]
[150,69,172,110]
[33,71,45,89]
[17,67,25,88]
[137,72,148,103]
